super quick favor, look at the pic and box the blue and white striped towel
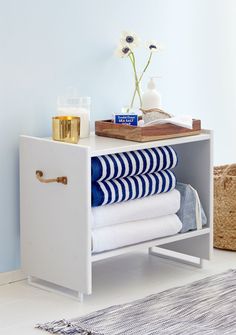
[91,146,177,182]
[92,170,176,207]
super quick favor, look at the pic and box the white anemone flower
[146,40,162,52]
[115,44,132,58]
[120,31,140,48]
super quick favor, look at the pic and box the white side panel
[166,134,213,260]
[20,136,91,294]
[173,136,213,225]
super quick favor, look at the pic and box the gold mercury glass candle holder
[52,116,80,144]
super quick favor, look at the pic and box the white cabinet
[20,131,213,300]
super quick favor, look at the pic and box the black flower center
[149,44,157,49]
[126,36,134,43]
[122,47,130,54]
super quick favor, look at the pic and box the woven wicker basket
[214,164,236,250]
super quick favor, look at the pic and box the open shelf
[91,227,211,262]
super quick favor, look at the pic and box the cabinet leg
[149,247,203,268]
[78,292,84,303]
[27,275,86,301]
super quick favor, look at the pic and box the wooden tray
[95,119,201,142]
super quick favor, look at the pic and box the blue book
[114,114,138,126]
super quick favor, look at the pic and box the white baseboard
[0,269,26,286]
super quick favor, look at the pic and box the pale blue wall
[0,0,236,271]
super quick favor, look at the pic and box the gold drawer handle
[36,170,68,185]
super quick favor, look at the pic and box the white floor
[0,249,235,335]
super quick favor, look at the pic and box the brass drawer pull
[36,170,68,185]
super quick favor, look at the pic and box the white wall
[0,0,235,272]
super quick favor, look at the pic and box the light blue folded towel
[176,182,207,233]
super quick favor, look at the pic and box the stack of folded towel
[91,146,183,253]
[92,146,178,206]
[92,191,182,253]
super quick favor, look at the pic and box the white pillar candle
[57,107,90,138]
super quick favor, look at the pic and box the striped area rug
[36,269,236,335]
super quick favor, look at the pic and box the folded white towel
[92,189,180,228]
[143,115,193,129]
[92,214,182,253]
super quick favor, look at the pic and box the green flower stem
[129,52,142,108]
[129,83,137,109]
[139,51,153,84]
[129,56,139,109]
[129,51,153,108]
